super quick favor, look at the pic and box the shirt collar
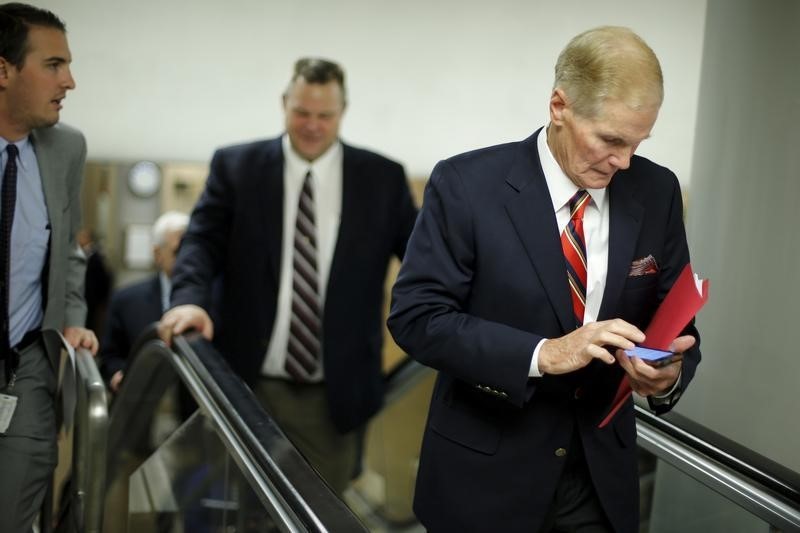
[537,126,607,213]
[1,136,33,171]
[281,134,342,179]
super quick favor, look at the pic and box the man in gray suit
[0,4,97,531]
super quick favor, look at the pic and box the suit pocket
[429,383,503,455]
[617,275,659,327]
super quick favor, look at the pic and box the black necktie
[1,144,18,378]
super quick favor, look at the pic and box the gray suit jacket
[29,123,88,369]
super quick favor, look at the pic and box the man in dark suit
[0,4,97,531]
[100,211,189,392]
[161,58,417,493]
[388,27,701,533]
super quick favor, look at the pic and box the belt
[2,329,41,386]
[13,329,42,354]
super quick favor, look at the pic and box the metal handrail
[384,354,800,530]
[51,343,109,533]
[72,347,109,533]
[636,408,800,531]
[106,325,366,532]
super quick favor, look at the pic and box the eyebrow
[603,132,651,145]
[43,55,71,65]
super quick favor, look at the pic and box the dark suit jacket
[388,130,701,533]
[99,275,163,382]
[171,136,418,433]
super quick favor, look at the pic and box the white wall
[35,0,706,182]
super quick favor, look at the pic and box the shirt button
[573,387,584,400]
[555,448,567,457]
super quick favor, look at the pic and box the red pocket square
[629,254,659,276]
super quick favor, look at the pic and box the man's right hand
[538,319,645,375]
[158,304,214,346]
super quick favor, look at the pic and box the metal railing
[105,326,367,532]
[636,406,800,531]
[49,342,109,533]
[383,356,800,531]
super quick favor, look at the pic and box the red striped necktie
[561,190,591,329]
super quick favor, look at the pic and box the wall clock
[127,160,161,198]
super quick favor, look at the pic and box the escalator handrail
[636,406,800,504]
[72,346,109,533]
[127,325,367,532]
[384,354,800,506]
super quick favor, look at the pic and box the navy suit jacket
[171,136,418,433]
[99,275,163,382]
[388,130,701,533]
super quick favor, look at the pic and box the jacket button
[555,448,567,457]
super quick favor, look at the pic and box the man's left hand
[63,326,99,356]
[615,335,695,396]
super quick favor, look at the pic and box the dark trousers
[0,336,58,533]
[538,432,614,533]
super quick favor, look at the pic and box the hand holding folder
[598,263,709,428]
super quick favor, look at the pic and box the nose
[304,116,320,133]
[62,66,76,90]
[609,146,634,170]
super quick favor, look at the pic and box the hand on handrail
[62,326,99,355]
[158,304,215,346]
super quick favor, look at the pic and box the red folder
[598,263,709,428]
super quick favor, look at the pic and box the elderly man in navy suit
[0,4,97,531]
[161,58,418,494]
[100,211,189,392]
[388,27,701,533]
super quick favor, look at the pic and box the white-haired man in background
[100,211,189,392]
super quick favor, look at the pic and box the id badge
[0,393,18,433]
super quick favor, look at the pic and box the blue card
[624,346,680,367]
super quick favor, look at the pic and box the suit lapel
[598,175,644,320]
[327,143,355,295]
[504,134,575,334]
[258,139,284,285]
[30,129,65,241]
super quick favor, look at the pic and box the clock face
[128,161,161,198]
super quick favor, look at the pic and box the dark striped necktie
[1,144,18,378]
[285,170,322,381]
[561,190,591,329]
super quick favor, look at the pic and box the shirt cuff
[529,338,547,378]
[650,369,682,403]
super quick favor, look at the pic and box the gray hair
[152,211,189,247]
[554,26,663,118]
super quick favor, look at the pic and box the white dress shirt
[529,127,610,377]
[261,135,343,380]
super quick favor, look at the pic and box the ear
[549,88,569,125]
[152,245,163,268]
[0,58,10,88]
